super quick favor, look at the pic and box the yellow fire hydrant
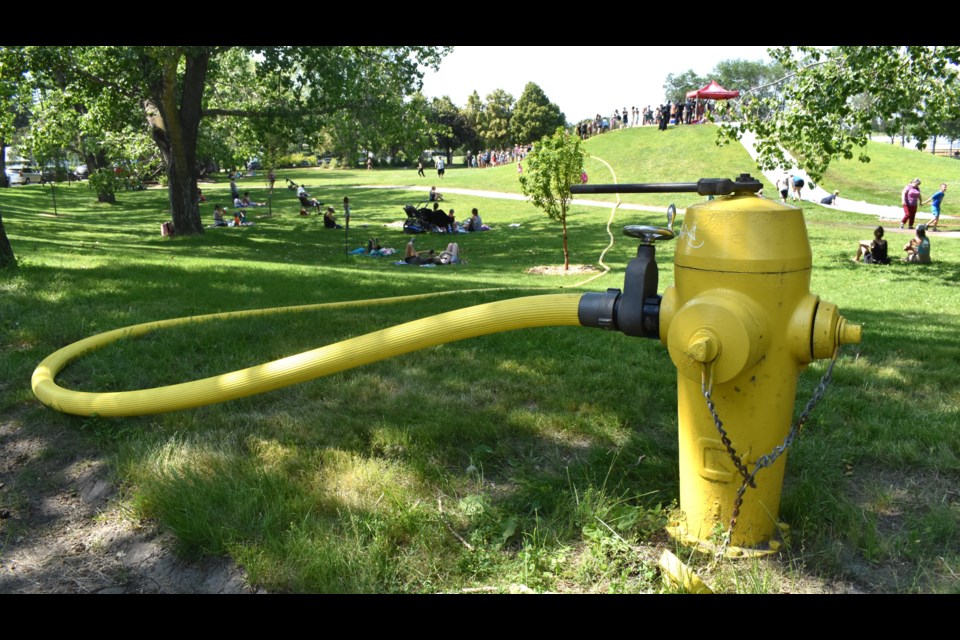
[658,194,860,552]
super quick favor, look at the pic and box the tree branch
[734,58,835,101]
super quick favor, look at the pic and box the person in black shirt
[854,226,890,264]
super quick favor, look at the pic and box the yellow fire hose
[32,292,583,417]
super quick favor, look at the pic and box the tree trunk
[85,150,108,171]
[147,49,209,235]
[561,211,570,271]
[0,140,8,188]
[0,211,17,269]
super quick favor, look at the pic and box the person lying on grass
[404,238,459,264]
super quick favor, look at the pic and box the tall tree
[510,82,566,145]
[0,211,15,269]
[518,127,585,271]
[715,46,960,181]
[0,47,30,190]
[0,47,31,267]
[428,95,469,164]
[478,89,514,149]
[663,70,706,104]
[18,46,449,234]
[712,59,783,98]
[462,90,485,153]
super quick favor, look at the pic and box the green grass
[821,139,960,204]
[2,126,960,593]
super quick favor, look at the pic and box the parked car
[247,159,262,171]
[74,164,89,179]
[5,164,43,185]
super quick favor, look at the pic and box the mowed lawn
[2,124,959,593]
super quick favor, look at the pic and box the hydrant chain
[712,348,841,554]
[701,367,755,489]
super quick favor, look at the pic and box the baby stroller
[403,204,429,233]
[403,202,453,234]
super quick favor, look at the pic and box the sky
[420,46,773,123]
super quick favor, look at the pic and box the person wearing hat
[903,224,931,263]
[900,178,922,229]
[323,206,342,229]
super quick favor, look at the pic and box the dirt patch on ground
[525,264,600,276]
[0,416,258,594]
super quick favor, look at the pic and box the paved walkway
[738,130,958,238]
[364,136,959,239]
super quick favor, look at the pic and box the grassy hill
[1,126,958,594]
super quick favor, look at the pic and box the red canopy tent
[686,80,740,123]
[686,80,740,100]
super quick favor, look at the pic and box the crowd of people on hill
[574,101,717,138]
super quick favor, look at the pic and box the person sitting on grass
[241,191,265,207]
[297,184,322,212]
[903,225,931,263]
[854,226,889,264]
[466,208,489,232]
[324,206,342,229]
[213,204,227,227]
[429,186,443,202]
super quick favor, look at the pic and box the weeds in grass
[5,130,960,592]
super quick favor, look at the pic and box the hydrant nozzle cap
[838,318,862,346]
[687,331,720,363]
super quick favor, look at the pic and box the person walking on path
[921,183,946,232]
[900,178,922,229]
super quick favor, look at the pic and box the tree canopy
[510,82,566,145]
[518,127,584,270]
[4,46,450,234]
[477,89,514,149]
[715,46,960,181]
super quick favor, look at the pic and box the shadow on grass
[5,180,959,592]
